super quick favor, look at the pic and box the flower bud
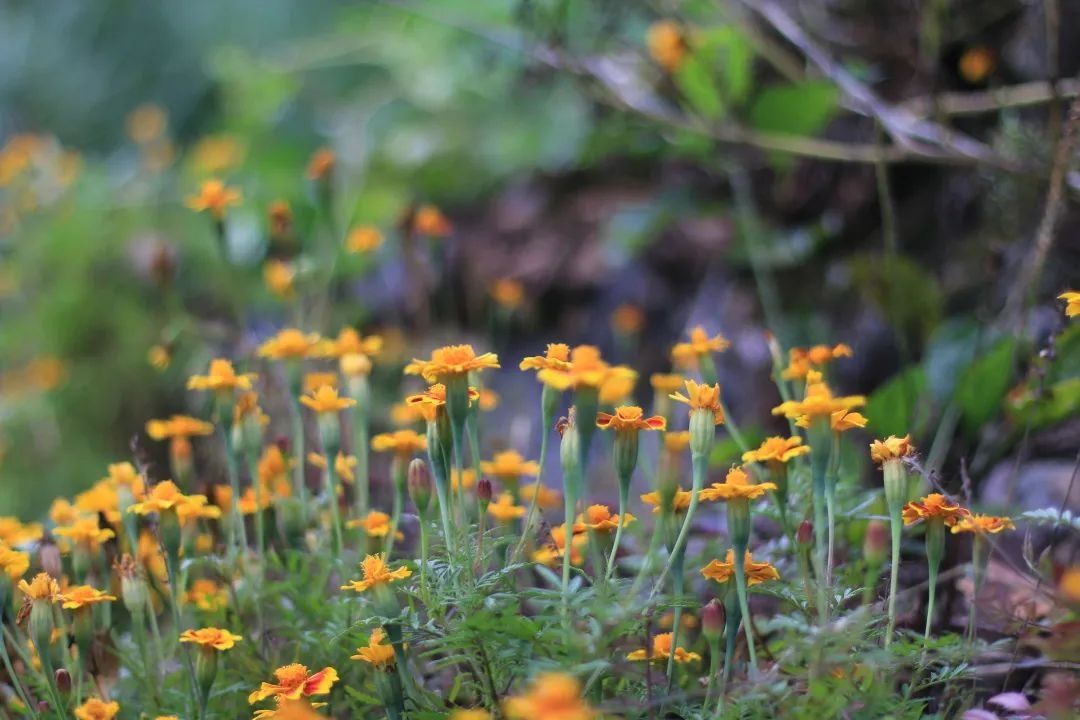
[701,599,725,641]
[863,520,889,566]
[796,520,814,548]
[195,646,218,707]
[115,555,149,616]
[29,602,54,658]
[407,459,433,514]
[689,409,715,457]
[54,668,71,695]
[612,430,640,483]
[39,540,63,580]
[477,478,493,509]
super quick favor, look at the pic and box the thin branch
[901,78,1080,117]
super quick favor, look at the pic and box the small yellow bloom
[773,378,864,425]
[611,303,645,335]
[781,343,853,380]
[647,20,688,73]
[531,524,587,567]
[406,383,480,420]
[308,452,358,483]
[649,373,685,394]
[519,343,572,373]
[742,436,809,465]
[503,672,596,720]
[346,225,383,254]
[18,572,59,602]
[187,359,257,394]
[520,482,561,510]
[869,435,916,464]
[822,408,868,432]
[950,514,1015,535]
[533,345,633,392]
[478,387,499,411]
[699,466,777,502]
[73,698,120,720]
[185,179,241,220]
[958,46,995,84]
[0,517,43,546]
[479,449,539,480]
[670,379,725,425]
[701,549,779,586]
[663,431,691,453]
[412,204,452,236]
[258,329,322,361]
[340,554,412,593]
[264,260,297,300]
[346,511,401,539]
[0,544,30,581]
[147,344,171,371]
[146,415,214,441]
[1059,567,1080,604]
[258,446,294,498]
[451,468,477,491]
[406,344,500,383]
[187,578,229,612]
[627,632,701,664]
[487,493,526,522]
[249,664,339,705]
[191,134,245,174]
[54,517,115,550]
[1059,290,1079,318]
[596,405,666,432]
[126,104,167,144]
[300,385,356,415]
[179,626,242,651]
[640,488,693,514]
[451,710,492,720]
[371,429,427,457]
[350,627,395,669]
[901,493,970,527]
[576,504,634,533]
[490,278,525,310]
[306,148,335,181]
[672,327,729,365]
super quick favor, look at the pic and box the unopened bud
[701,599,725,641]
[39,540,62,580]
[114,555,149,616]
[54,668,71,694]
[796,520,814,548]
[37,701,49,713]
[863,520,889,566]
[477,478,493,508]
[407,459,433,514]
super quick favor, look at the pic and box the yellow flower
[346,511,401,539]
[306,148,335,181]
[640,488,693,514]
[451,468,476,491]
[490,278,525,310]
[531,524,587,567]
[299,385,356,415]
[699,466,777,502]
[781,343,853,380]
[478,388,499,411]
[487,494,526,522]
[318,328,383,360]
[340,554,412,593]
[350,627,395,669]
[308,453,358,483]
[406,383,480,420]
[179,627,243,651]
[649,373,685,394]
[869,435,916,464]
[412,204,452,236]
[258,446,294,498]
[406,344,500,383]
[73,698,120,720]
[611,303,645,335]
[0,544,30,581]
[504,672,596,720]
[670,379,725,425]
[185,179,241,220]
[701,549,780,586]
[626,632,701,664]
[18,572,59,602]
[54,517,115,549]
[451,711,492,720]
[129,481,213,522]
[596,406,666,432]
[0,517,43,547]
[1059,567,1080,604]
[264,260,296,300]
[534,345,634,391]
[191,134,245,174]
[822,408,868,432]
[519,343,572,372]
[148,344,171,371]
[950,514,1016,535]
[371,430,427,457]
[253,700,330,720]
[1059,290,1079,318]
[49,498,80,526]
[773,377,864,424]
[302,372,339,394]
[187,359,257,394]
[146,415,214,441]
[258,329,322,361]
[647,20,688,73]
[520,483,561,510]
[663,431,691,453]
[346,226,383,254]
[249,664,339,704]
[186,578,229,612]
[126,104,167,144]
[901,493,970,527]
[479,450,539,480]
[742,436,810,464]
[598,371,638,405]
[672,326,729,364]
[576,505,634,533]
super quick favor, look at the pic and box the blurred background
[1,1,1077,520]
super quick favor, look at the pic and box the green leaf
[698,26,754,105]
[953,337,1016,435]
[865,366,929,438]
[674,55,725,120]
[749,81,839,136]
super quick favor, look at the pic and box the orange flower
[611,303,645,335]
[179,627,242,651]
[520,483,561,510]
[346,511,401,539]
[318,328,383,359]
[306,148,335,181]
[451,468,476,491]
[308,453,358,483]
[249,664,339,704]
[18,572,59,602]
[519,344,572,373]
[0,545,30,581]
[490,279,525,310]
[901,493,970,527]
[671,326,729,363]
[299,385,356,415]
[0,517,43,546]
[351,627,395,669]
[699,466,776,502]
[346,226,383,254]
[479,450,539,480]
[73,698,120,720]
[663,431,691,453]
[649,373,685,394]
[626,632,701,663]
[670,379,725,425]
[869,435,916,464]
[54,517,115,549]
[596,405,666,432]
[187,359,257,394]
[264,260,296,300]
[340,554,412,593]
[823,408,868,432]
[406,344,500,383]
[268,200,293,237]
[258,329,322,361]
[406,383,480,420]
[1060,290,1079,318]
[647,20,688,73]
[576,505,634,533]
[640,488,693,514]
[773,374,865,425]
[532,524,587,567]
[504,672,596,720]
[487,494,527,522]
[534,345,633,392]
[701,549,779,586]
[186,578,229,611]
[742,436,809,465]
[450,711,491,720]
[950,514,1015,535]
[186,179,241,219]
[781,344,853,380]
[146,415,214,441]
[129,481,213,521]
[371,430,427,456]
[412,204,452,236]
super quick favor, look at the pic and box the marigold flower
[406,383,480,419]
[1059,567,1080,604]
[187,359,257,394]
[701,549,780,586]
[821,408,868,432]
[180,626,242,651]
[773,378,864,424]
[647,20,688,72]
[264,260,296,300]
[781,343,853,380]
[129,481,211,520]
[596,405,666,432]
[346,510,401,539]
[950,514,1016,535]
[504,672,596,720]
[340,554,412,593]
[534,345,633,392]
[627,632,701,664]
[488,493,527,522]
[306,148,335,181]
[520,482,561,509]
[699,466,777,502]
[0,544,30,581]
[450,710,492,720]
[350,627,395,669]
[663,431,691,453]
[451,468,476,491]
[901,493,970,527]
[308,452,358,483]
[519,343,572,372]
[191,135,245,174]
[958,46,995,84]
[126,104,167,144]
[54,517,115,549]
[186,179,241,220]
[412,204,452,236]
[1059,290,1079,318]
[649,373,685,394]
[611,303,645,335]
[490,278,525,310]
[869,435,916,464]
[479,449,539,480]
[669,379,725,425]
[258,446,294,498]
[73,698,120,720]
[215,485,270,516]
[18,572,59,602]
[268,199,293,237]
[371,429,427,457]
[406,344,500,383]
[532,524,587,567]
[478,387,499,411]
[249,664,339,704]
[299,385,356,415]
[742,436,809,464]
[259,329,322,361]
[147,344,170,371]
[145,415,214,441]
[576,504,634,533]
[187,578,229,611]
[0,517,43,546]
[672,326,729,362]
[346,226,383,254]
[318,328,383,359]
[641,488,693,514]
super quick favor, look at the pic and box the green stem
[825,435,841,587]
[166,554,204,718]
[629,511,666,598]
[665,548,686,684]
[733,542,758,671]
[649,453,707,599]
[0,632,38,719]
[354,405,370,519]
[325,460,344,559]
[288,394,309,528]
[419,513,431,603]
[386,461,406,559]
[561,463,579,623]
[604,474,631,582]
[885,504,902,648]
[510,393,554,564]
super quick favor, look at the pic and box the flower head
[487,494,526,522]
[258,329,322,361]
[519,344,572,373]
[781,343,853,380]
[146,415,214,441]
[627,632,701,664]
[596,406,666,432]
[532,524,587,567]
[371,430,427,457]
[0,544,30,581]
[641,488,693,514]
[340,554,412,593]
[490,278,525,310]
[318,328,383,359]
[1058,290,1079,318]
[742,436,810,464]
[73,698,120,720]
[701,549,780,586]
[672,326,729,363]
[479,449,539,480]
[306,148,335,180]
[902,493,970,527]
[346,226,383,255]
[576,505,634,533]
[186,179,241,219]
[520,483,561,509]
[413,204,452,236]
[18,572,59,602]
[647,20,688,72]
[187,359,257,394]
[406,344,500,383]
[180,627,242,651]
[649,373,685,395]
[346,511,401,539]
[351,627,395,669]
[699,466,777,502]
[187,578,229,611]
[299,385,356,415]
[54,517,115,549]
[406,383,480,421]
[249,664,339,704]
[822,408,868,432]
[950,514,1016,535]
[533,345,633,392]
[503,672,596,720]
[670,379,725,425]
[58,585,116,610]
[773,377,864,424]
[264,260,296,300]
[0,517,43,547]
[870,435,916,464]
